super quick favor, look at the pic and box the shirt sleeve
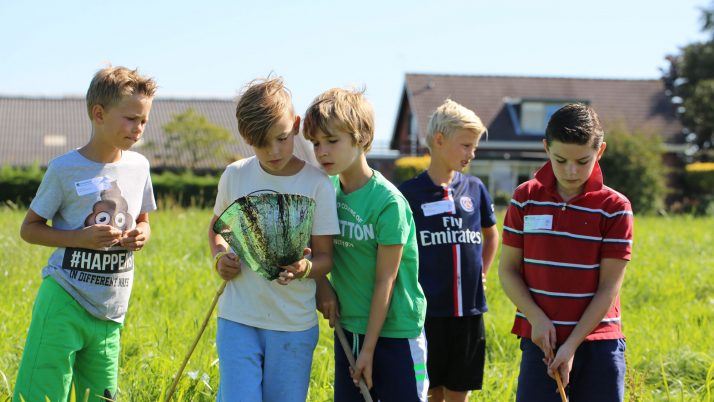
[29,163,62,220]
[600,201,634,261]
[311,176,340,235]
[376,196,412,246]
[140,170,157,214]
[502,187,526,249]
[479,181,497,228]
[213,167,231,217]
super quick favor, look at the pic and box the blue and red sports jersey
[399,171,497,317]
[502,161,633,344]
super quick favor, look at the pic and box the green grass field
[0,207,712,401]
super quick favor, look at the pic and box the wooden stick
[554,370,568,402]
[164,281,227,402]
[334,323,374,402]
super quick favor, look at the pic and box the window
[520,101,568,134]
[506,99,588,136]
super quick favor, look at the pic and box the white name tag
[421,199,455,217]
[524,214,553,231]
[75,177,112,196]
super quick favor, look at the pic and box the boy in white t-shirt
[207,76,339,402]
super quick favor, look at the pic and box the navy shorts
[333,328,429,402]
[424,314,486,391]
[516,337,626,402]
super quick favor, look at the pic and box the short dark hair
[545,103,604,150]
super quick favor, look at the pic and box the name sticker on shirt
[75,177,112,196]
[421,199,456,216]
[524,214,553,232]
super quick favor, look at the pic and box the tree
[662,3,714,160]
[599,125,667,214]
[147,108,238,170]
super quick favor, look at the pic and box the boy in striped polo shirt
[499,103,633,401]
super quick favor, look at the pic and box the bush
[0,165,221,208]
[0,164,45,206]
[599,127,667,214]
[682,162,714,215]
[393,155,430,184]
[151,170,220,208]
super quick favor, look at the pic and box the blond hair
[235,77,294,147]
[86,66,157,118]
[303,87,374,152]
[425,99,486,151]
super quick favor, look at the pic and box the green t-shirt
[331,170,426,338]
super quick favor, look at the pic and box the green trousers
[13,276,122,402]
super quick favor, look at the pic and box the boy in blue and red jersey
[499,103,633,402]
[399,99,499,402]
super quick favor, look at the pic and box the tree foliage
[146,108,238,169]
[662,3,714,160]
[599,126,667,214]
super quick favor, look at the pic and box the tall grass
[0,208,712,401]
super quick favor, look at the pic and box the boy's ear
[596,142,607,160]
[91,104,105,123]
[292,115,301,135]
[434,132,445,147]
[542,139,549,153]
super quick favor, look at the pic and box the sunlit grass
[0,208,712,401]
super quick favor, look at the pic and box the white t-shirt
[213,156,339,331]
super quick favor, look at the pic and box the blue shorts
[215,318,319,402]
[516,337,626,402]
[334,328,429,402]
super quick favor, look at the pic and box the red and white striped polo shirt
[502,161,633,344]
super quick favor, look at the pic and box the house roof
[397,74,684,147]
[0,96,316,168]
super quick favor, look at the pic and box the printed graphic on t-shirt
[334,201,374,248]
[62,181,133,287]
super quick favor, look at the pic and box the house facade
[391,74,685,197]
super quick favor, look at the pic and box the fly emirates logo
[420,216,481,246]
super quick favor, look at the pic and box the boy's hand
[530,314,557,361]
[79,224,123,250]
[216,253,241,281]
[351,350,374,389]
[277,248,312,286]
[547,343,576,387]
[120,228,147,251]
[315,279,340,327]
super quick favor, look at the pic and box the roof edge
[404,72,662,83]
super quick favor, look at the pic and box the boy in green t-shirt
[304,87,428,402]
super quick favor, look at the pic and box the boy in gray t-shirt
[13,66,157,402]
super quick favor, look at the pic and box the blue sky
[0,0,708,144]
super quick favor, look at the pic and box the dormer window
[506,99,588,136]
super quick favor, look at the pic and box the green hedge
[0,164,45,206]
[0,166,220,208]
[151,170,219,208]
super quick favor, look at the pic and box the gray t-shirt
[30,150,156,323]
